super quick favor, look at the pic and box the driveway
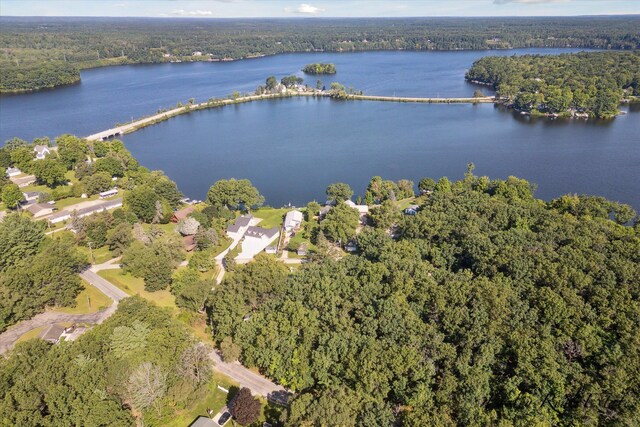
[0,261,127,355]
[209,350,292,405]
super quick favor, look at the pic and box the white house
[6,167,21,177]
[99,188,118,199]
[236,226,280,260]
[226,214,253,239]
[283,210,303,231]
[25,203,55,218]
[23,191,39,202]
[345,199,369,217]
[33,145,51,160]
[48,210,72,224]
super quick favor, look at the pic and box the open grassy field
[55,279,112,314]
[252,207,288,229]
[98,269,177,312]
[76,245,114,265]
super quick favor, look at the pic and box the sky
[1,0,639,18]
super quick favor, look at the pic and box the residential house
[48,198,123,225]
[6,167,21,177]
[345,199,369,216]
[171,205,196,223]
[99,188,118,199]
[33,145,51,160]
[188,416,216,427]
[183,235,197,252]
[283,209,303,231]
[319,205,332,219]
[226,214,254,239]
[297,243,308,256]
[48,210,72,224]
[237,226,280,260]
[25,203,55,218]
[23,191,40,202]
[41,324,66,344]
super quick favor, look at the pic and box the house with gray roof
[33,145,51,160]
[25,203,55,218]
[237,226,280,261]
[227,214,254,237]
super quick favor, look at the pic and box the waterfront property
[283,210,303,231]
[237,226,280,261]
[33,145,51,160]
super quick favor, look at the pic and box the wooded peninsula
[466,51,640,118]
[1,16,639,93]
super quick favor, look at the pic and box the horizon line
[2,14,639,19]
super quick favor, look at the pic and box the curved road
[0,264,126,355]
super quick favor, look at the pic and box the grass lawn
[396,197,417,210]
[252,207,289,229]
[14,326,46,345]
[76,245,114,264]
[141,222,178,235]
[98,269,177,312]
[55,279,112,314]
[157,372,239,427]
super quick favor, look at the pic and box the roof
[48,210,72,222]
[245,226,279,240]
[33,145,50,154]
[75,198,123,217]
[41,324,66,342]
[25,203,53,215]
[407,204,420,210]
[23,191,39,198]
[189,416,217,427]
[344,200,369,215]
[172,205,196,221]
[6,167,20,174]
[319,205,332,216]
[183,235,197,252]
[284,210,303,227]
[227,214,254,233]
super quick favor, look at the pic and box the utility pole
[88,241,95,264]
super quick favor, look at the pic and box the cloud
[171,9,214,16]
[494,0,569,4]
[286,3,325,14]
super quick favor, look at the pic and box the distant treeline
[466,51,640,118]
[302,63,337,74]
[1,16,639,93]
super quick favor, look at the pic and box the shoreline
[2,46,605,96]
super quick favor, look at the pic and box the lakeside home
[48,198,123,224]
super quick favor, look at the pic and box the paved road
[209,350,292,405]
[0,263,127,355]
[82,268,128,302]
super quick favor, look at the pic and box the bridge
[85,92,496,141]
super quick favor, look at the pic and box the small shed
[189,416,216,427]
[297,243,308,256]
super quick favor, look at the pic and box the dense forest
[1,16,639,92]
[208,172,639,426]
[466,51,640,118]
[0,297,213,426]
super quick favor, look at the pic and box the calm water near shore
[1,48,638,208]
[122,98,639,209]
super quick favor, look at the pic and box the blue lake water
[1,49,638,208]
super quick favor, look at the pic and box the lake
[1,49,638,209]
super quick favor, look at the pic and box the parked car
[217,412,231,426]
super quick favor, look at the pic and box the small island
[302,63,337,75]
